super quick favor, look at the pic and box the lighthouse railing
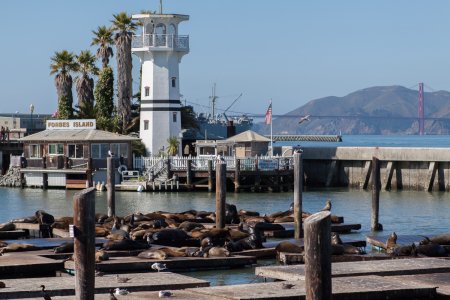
[132,34,189,51]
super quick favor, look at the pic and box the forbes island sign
[46,119,96,130]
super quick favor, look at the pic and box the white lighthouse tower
[132,11,189,155]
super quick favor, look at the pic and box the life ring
[118,165,128,174]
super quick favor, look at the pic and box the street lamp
[29,104,34,134]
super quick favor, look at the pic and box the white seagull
[298,115,310,124]
[108,150,114,157]
[114,287,129,295]
[151,262,167,272]
[159,290,173,298]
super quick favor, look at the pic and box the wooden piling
[304,211,332,300]
[186,159,193,190]
[371,156,382,231]
[166,158,172,179]
[208,160,214,192]
[294,152,303,239]
[106,157,115,217]
[73,187,96,300]
[234,158,240,193]
[86,158,93,187]
[216,161,226,229]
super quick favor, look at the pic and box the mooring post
[208,160,214,192]
[42,156,48,190]
[216,160,226,229]
[166,157,172,179]
[294,151,303,239]
[106,156,115,217]
[73,187,96,300]
[371,156,382,231]
[234,158,240,193]
[305,211,332,300]
[186,158,193,190]
[86,158,93,187]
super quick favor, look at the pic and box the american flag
[265,102,272,125]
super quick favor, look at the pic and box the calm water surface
[1,186,449,285]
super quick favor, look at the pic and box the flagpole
[270,98,273,156]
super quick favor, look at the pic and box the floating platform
[64,255,257,273]
[390,272,450,298]
[0,230,27,240]
[263,237,366,249]
[0,272,209,299]
[0,252,64,279]
[255,257,450,281]
[278,252,398,265]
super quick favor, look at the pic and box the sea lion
[229,229,250,241]
[150,229,190,246]
[239,209,260,217]
[331,232,363,254]
[158,247,187,257]
[273,216,294,223]
[428,234,450,245]
[320,200,332,212]
[225,203,240,224]
[392,244,417,257]
[102,239,149,251]
[35,210,55,225]
[206,246,231,257]
[0,243,41,254]
[386,232,398,254]
[0,222,15,231]
[417,238,447,257]
[183,247,202,257]
[178,221,204,232]
[0,240,7,248]
[110,217,129,239]
[0,281,5,288]
[138,249,168,260]
[54,242,74,253]
[275,241,303,253]
[106,233,127,240]
[95,226,109,237]
[95,250,109,262]
[95,213,109,224]
[9,216,37,223]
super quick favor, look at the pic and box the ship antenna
[159,0,163,14]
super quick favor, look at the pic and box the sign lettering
[46,119,96,130]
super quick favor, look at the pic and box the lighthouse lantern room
[132,11,189,155]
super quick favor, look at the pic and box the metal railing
[132,34,189,51]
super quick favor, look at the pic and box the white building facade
[132,13,189,155]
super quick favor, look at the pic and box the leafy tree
[181,105,199,130]
[112,12,137,133]
[50,50,78,119]
[91,26,114,68]
[75,50,98,117]
[166,136,179,156]
[94,67,115,130]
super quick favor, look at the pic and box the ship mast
[209,83,218,121]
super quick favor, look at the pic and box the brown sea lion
[158,247,187,257]
[229,229,250,241]
[138,249,168,260]
[428,234,450,246]
[150,229,190,246]
[102,239,149,251]
[10,216,37,223]
[35,210,55,225]
[386,232,397,254]
[417,238,447,257]
[95,213,109,223]
[0,243,41,254]
[275,241,303,254]
[0,222,15,231]
[54,242,74,253]
[95,226,109,237]
[0,240,7,248]
[392,244,417,257]
[106,233,127,240]
[189,229,209,238]
[206,246,231,257]
[238,209,260,217]
[95,250,109,262]
[178,221,204,232]
[273,216,294,223]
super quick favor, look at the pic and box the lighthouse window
[144,86,150,97]
[171,77,176,88]
[144,120,149,130]
[172,112,177,123]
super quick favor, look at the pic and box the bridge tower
[131,11,189,155]
[418,82,424,135]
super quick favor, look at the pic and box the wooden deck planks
[263,237,366,249]
[187,275,436,300]
[278,252,397,265]
[0,272,209,299]
[389,272,450,297]
[256,257,450,281]
[0,252,64,279]
[64,255,257,273]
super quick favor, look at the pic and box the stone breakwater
[0,167,21,187]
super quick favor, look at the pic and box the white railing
[132,34,189,50]
[134,155,294,172]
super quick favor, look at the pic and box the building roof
[20,129,139,143]
[224,130,271,143]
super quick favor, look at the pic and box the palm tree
[50,50,78,119]
[91,26,114,68]
[75,50,99,118]
[166,136,180,156]
[112,12,137,133]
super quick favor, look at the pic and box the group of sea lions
[386,232,450,257]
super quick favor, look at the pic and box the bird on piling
[159,290,173,298]
[114,287,129,295]
[40,285,52,300]
[320,200,332,212]
[151,262,167,272]
[109,289,118,300]
[116,274,131,283]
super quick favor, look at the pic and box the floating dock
[366,234,424,250]
[263,222,361,238]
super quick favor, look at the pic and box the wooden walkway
[0,252,64,279]
[255,257,450,281]
[8,275,437,300]
[367,235,424,250]
[0,272,209,299]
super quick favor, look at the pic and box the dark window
[171,77,176,88]
[145,86,150,97]
[68,144,84,158]
[172,112,177,123]
[144,120,149,130]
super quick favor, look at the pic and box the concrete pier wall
[302,147,450,191]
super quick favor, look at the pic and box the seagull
[116,274,131,283]
[114,288,129,295]
[320,200,332,212]
[159,290,173,298]
[298,114,310,124]
[109,289,118,300]
[151,262,167,272]
[108,150,114,157]
[281,283,295,289]
[40,285,52,300]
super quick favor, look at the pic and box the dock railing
[134,155,294,173]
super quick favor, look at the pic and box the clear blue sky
[1,0,450,116]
